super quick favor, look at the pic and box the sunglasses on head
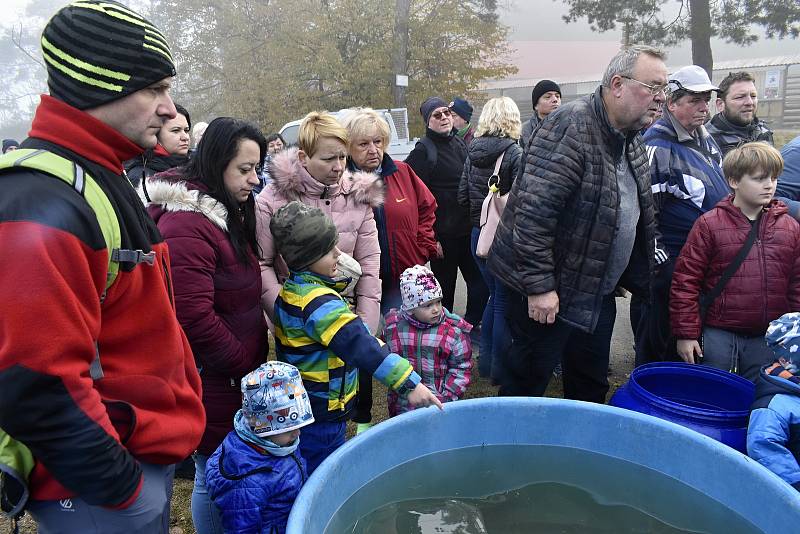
[432,109,452,120]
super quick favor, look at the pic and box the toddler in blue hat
[205,361,315,533]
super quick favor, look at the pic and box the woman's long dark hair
[181,117,266,263]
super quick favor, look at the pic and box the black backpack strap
[699,213,762,317]
[420,136,437,170]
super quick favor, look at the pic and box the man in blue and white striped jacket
[636,65,730,364]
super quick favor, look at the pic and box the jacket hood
[146,170,229,231]
[270,147,384,207]
[755,364,800,403]
[715,195,788,220]
[384,308,472,332]
[467,136,517,168]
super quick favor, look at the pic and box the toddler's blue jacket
[206,431,307,533]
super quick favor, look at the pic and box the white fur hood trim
[147,178,229,231]
[270,147,384,208]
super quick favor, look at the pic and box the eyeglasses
[431,109,452,120]
[620,75,668,96]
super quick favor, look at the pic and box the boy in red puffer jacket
[671,142,800,381]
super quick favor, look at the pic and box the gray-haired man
[488,45,666,401]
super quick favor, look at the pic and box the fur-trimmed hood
[147,170,229,231]
[269,147,384,207]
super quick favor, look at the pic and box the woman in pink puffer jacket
[255,111,384,334]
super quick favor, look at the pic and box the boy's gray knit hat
[270,201,337,272]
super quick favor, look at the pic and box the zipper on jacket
[758,236,768,328]
[291,451,307,483]
[161,256,174,307]
[338,362,347,406]
[415,327,430,393]
[588,156,622,332]
[391,234,399,279]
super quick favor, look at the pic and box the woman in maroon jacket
[147,117,268,534]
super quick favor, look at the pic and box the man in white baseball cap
[636,66,728,364]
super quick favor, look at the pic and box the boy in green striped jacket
[270,201,442,474]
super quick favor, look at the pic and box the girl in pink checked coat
[255,112,384,334]
[385,265,473,416]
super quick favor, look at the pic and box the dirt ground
[2,294,636,534]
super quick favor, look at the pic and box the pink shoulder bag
[475,150,507,258]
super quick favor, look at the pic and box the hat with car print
[240,361,314,437]
[764,312,800,383]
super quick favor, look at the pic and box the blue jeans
[470,227,511,383]
[191,453,223,534]
[299,420,346,475]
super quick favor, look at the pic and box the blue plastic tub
[286,398,799,533]
[610,362,755,453]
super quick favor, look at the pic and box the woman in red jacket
[342,108,439,312]
[671,142,800,381]
[147,118,269,534]
[342,108,439,431]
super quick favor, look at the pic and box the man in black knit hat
[405,96,489,331]
[450,97,475,145]
[0,2,203,532]
[2,139,19,153]
[521,79,562,148]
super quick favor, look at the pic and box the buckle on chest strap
[111,249,156,265]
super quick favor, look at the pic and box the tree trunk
[689,0,713,76]
[392,0,411,108]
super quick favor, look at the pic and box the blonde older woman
[457,96,523,384]
[342,108,438,312]
[341,108,439,431]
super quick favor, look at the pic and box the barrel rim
[286,397,799,533]
[625,362,754,420]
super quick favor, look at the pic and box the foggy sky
[499,0,792,65]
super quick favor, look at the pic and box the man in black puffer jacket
[488,45,667,402]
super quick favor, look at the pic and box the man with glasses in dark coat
[488,46,665,402]
[406,97,488,330]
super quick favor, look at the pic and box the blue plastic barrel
[610,362,755,453]
[286,398,799,533]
